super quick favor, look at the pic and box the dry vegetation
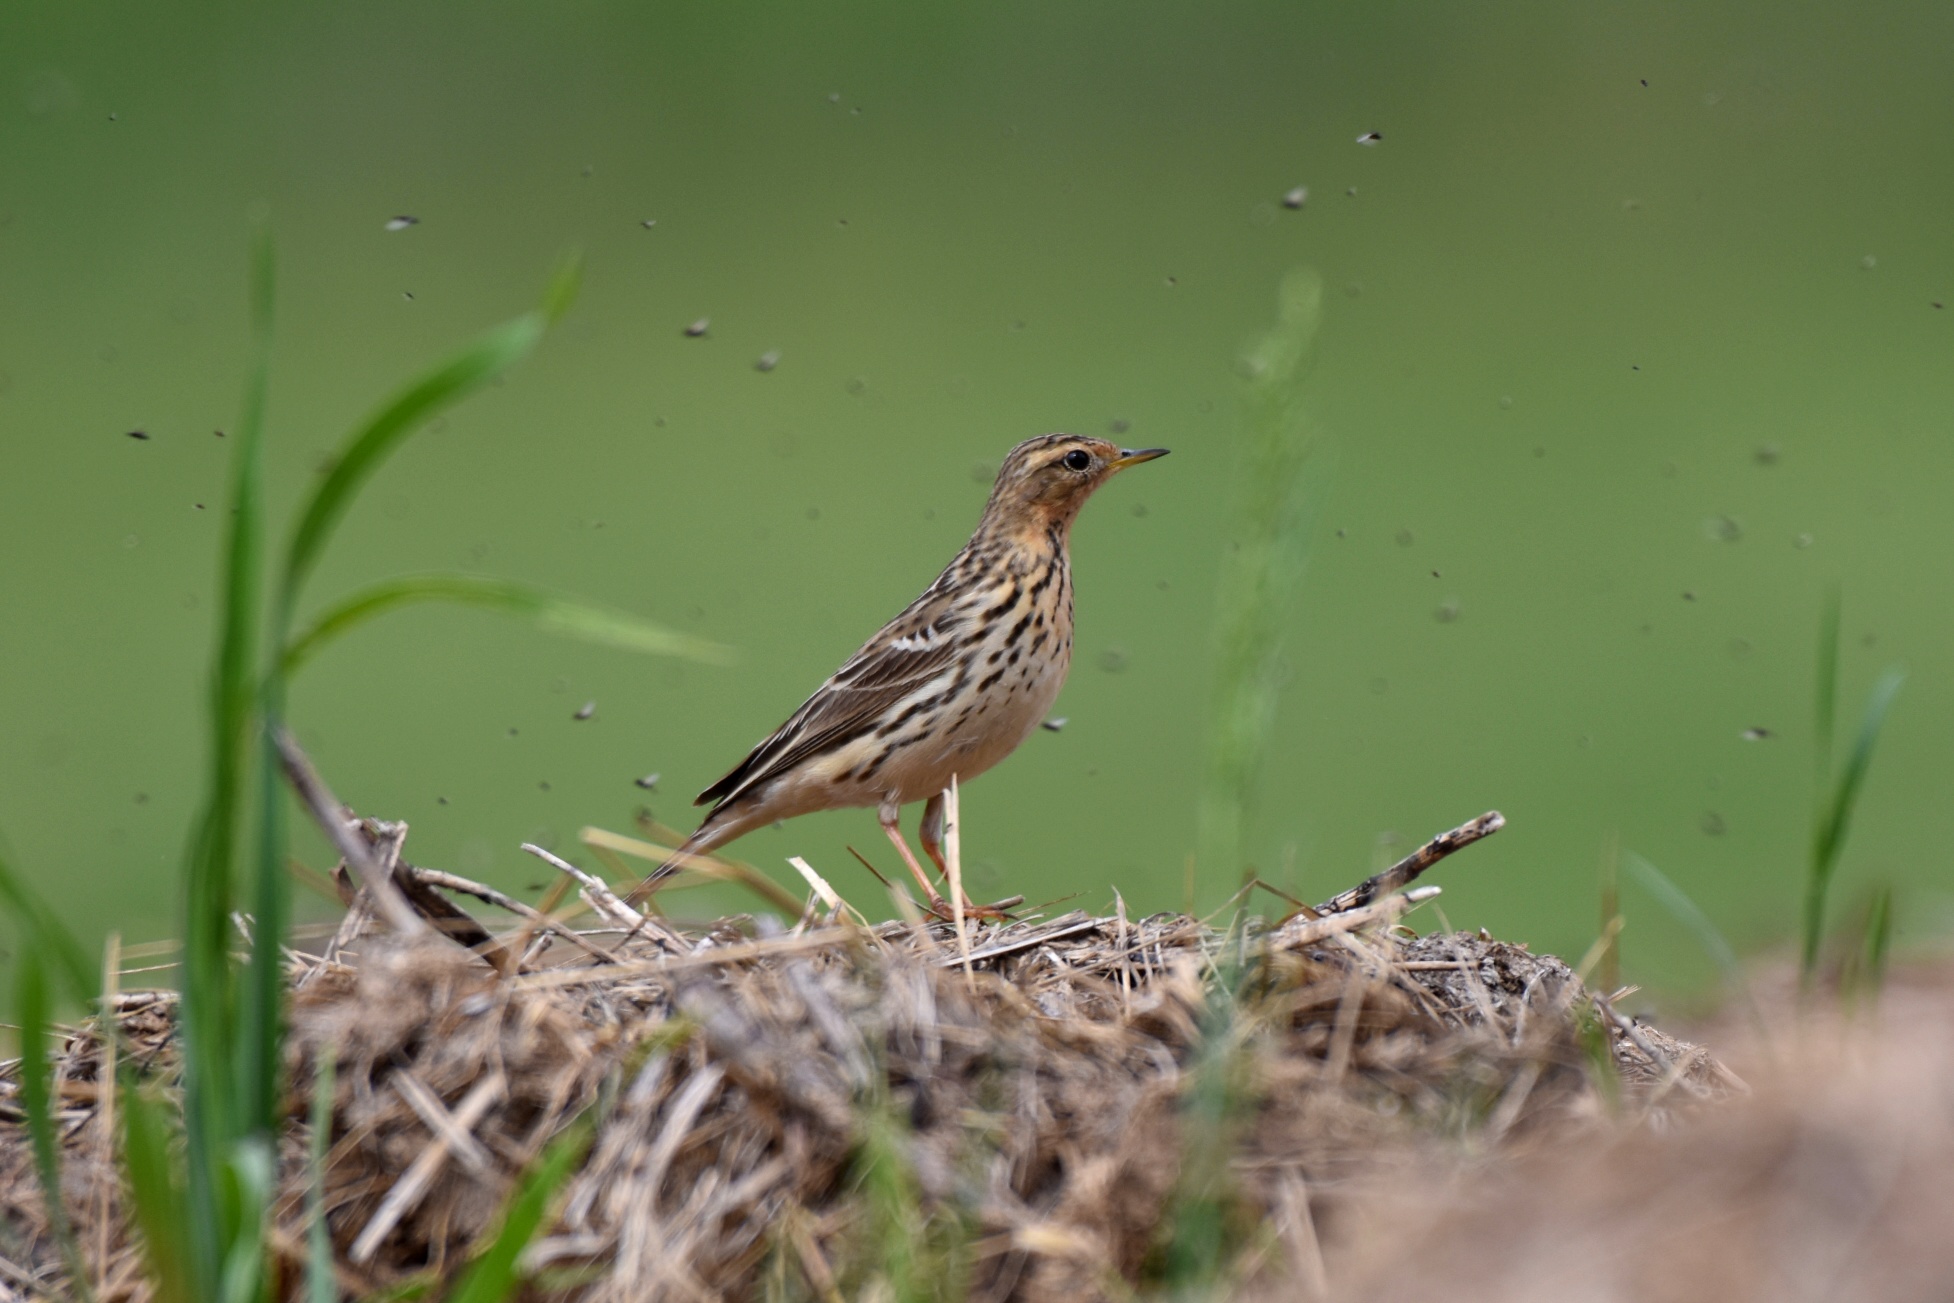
[14,808,1913,1303]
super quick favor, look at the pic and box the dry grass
[0,817,1734,1301]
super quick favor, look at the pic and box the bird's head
[979,434,1169,541]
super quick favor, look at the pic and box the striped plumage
[630,434,1168,911]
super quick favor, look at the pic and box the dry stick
[1313,810,1505,916]
[1595,994,1709,1102]
[94,931,120,1293]
[944,777,972,976]
[1274,1168,1330,1303]
[938,912,1098,969]
[276,730,427,937]
[392,1071,494,1177]
[1275,886,1440,951]
[407,868,622,966]
[513,929,866,990]
[350,1070,505,1263]
[1113,889,1132,1019]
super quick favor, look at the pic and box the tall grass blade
[1198,269,1324,887]
[1801,666,1905,985]
[1813,585,1840,796]
[239,231,288,1151]
[306,1047,338,1303]
[445,1118,594,1303]
[1860,883,1895,996]
[16,939,97,1302]
[218,1137,275,1303]
[282,255,580,606]
[283,573,730,675]
[180,224,276,1296]
[120,1079,194,1303]
[1622,853,1744,991]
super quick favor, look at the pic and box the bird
[627,434,1168,914]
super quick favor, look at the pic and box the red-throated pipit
[629,434,1168,912]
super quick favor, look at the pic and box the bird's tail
[622,815,731,906]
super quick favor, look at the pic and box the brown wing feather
[693,581,969,810]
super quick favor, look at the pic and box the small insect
[1640,78,1649,87]
[126,429,149,440]
[1041,717,1068,733]
[385,215,419,231]
[574,701,597,721]
[1282,185,1308,209]
[1356,131,1382,145]
[1741,727,1773,742]
[1108,418,1130,434]
[640,219,657,229]
[635,772,661,790]
[755,350,781,372]
[684,317,710,337]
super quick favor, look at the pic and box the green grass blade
[1801,667,1905,984]
[306,1047,338,1303]
[179,226,276,1297]
[239,232,289,1152]
[16,939,97,1302]
[0,843,95,1002]
[218,1137,275,1303]
[282,255,580,607]
[283,573,730,676]
[1813,584,1840,795]
[1621,853,1744,990]
[1860,883,1895,997]
[1198,269,1325,888]
[445,1119,594,1303]
[120,1078,194,1303]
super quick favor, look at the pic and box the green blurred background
[4,0,1951,998]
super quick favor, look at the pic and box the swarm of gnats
[0,811,1735,1301]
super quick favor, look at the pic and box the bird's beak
[1111,447,1170,470]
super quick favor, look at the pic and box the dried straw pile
[1,814,1731,1301]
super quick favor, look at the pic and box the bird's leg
[918,789,1011,919]
[879,797,950,914]
[918,792,951,883]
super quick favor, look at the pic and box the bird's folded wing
[693,604,966,810]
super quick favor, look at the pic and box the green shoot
[282,573,730,675]
[1157,959,1255,1292]
[1801,650,1905,989]
[119,1077,194,1303]
[1623,853,1768,1042]
[1198,269,1324,889]
[1574,998,1620,1115]
[1837,883,1896,1007]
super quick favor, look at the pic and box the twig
[1274,885,1440,950]
[276,730,426,937]
[350,1070,504,1263]
[945,777,972,976]
[935,912,1098,968]
[407,868,621,966]
[392,1071,494,1176]
[1314,811,1504,916]
[521,842,648,931]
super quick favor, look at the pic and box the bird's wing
[693,587,969,811]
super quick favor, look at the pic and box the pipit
[629,434,1168,913]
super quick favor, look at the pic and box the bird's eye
[1061,449,1092,471]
